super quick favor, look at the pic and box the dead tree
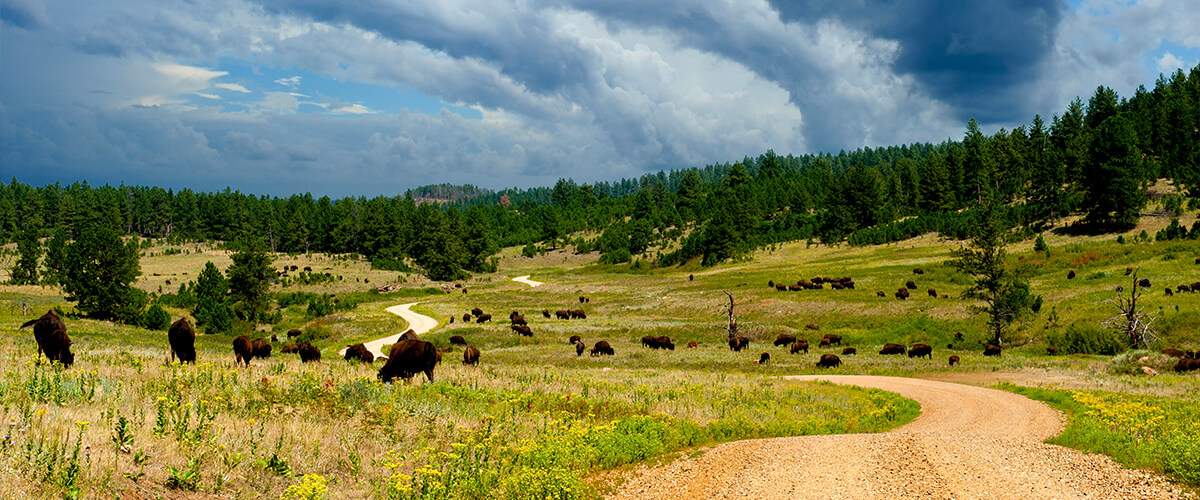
[1104,269,1157,349]
[723,291,737,339]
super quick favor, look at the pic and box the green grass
[1002,384,1200,486]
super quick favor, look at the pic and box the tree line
[4,65,1198,279]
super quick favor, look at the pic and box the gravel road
[609,375,1184,499]
[336,302,438,359]
[512,275,544,287]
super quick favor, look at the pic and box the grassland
[1,208,1199,497]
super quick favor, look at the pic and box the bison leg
[424,369,434,383]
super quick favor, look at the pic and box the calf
[758,352,771,365]
[879,343,906,355]
[877,290,886,298]
[908,343,933,359]
[816,354,841,368]
[895,288,910,300]
[1067,270,1076,280]
[463,345,480,366]
[805,323,820,331]
[462,313,473,322]
[905,280,917,290]
[948,355,960,366]
[774,334,798,347]
[1165,288,1174,297]
[687,341,700,349]
[790,340,809,354]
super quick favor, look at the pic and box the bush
[142,302,171,331]
[1107,350,1177,375]
[1047,323,1125,355]
[1033,233,1049,254]
[521,243,538,258]
[599,248,631,264]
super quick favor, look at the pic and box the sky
[1,0,1198,197]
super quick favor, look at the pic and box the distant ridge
[405,183,493,204]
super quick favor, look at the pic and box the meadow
[2,208,1200,498]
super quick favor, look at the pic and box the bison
[399,330,420,342]
[449,335,467,346]
[1165,288,1174,297]
[378,339,438,383]
[876,290,886,298]
[511,324,534,336]
[805,323,820,331]
[758,352,771,365]
[841,347,857,356]
[1174,358,1200,373]
[1046,346,1059,355]
[948,355,960,366]
[590,341,614,356]
[912,268,925,275]
[821,334,842,346]
[1163,348,1186,358]
[896,288,910,300]
[297,342,321,362]
[470,307,484,317]
[511,315,527,326]
[879,343,906,355]
[687,341,699,349]
[728,336,750,352]
[774,334,798,347]
[790,340,809,354]
[1067,270,1076,280]
[927,289,938,298]
[20,310,74,367]
[908,343,933,359]
[463,345,480,366]
[643,336,675,350]
[167,318,197,364]
[475,313,493,324]
[542,309,552,318]
[287,328,303,339]
[905,280,918,290]
[343,343,374,363]
[462,313,472,322]
[555,310,571,320]
[816,354,841,368]
[1137,278,1151,288]
[251,338,272,359]
[569,309,587,319]
[983,343,1002,356]
[568,335,582,344]
[575,341,586,356]
[233,336,253,366]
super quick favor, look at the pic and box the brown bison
[542,309,552,318]
[758,352,771,365]
[1163,348,1186,358]
[463,345,480,366]
[512,324,534,336]
[787,284,802,291]
[643,336,675,350]
[555,310,571,320]
[908,343,933,359]
[728,336,750,352]
[948,355,960,366]
[575,340,586,356]
[569,309,587,319]
[251,338,272,359]
[462,313,472,322]
[470,307,484,317]
[1165,288,1174,297]
[687,340,699,349]
[790,340,809,354]
[879,343,906,355]
[805,323,820,331]
[511,315,527,326]
[821,334,843,346]
[817,354,841,368]
[167,318,197,364]
[689,274,694,281]
[895,288,910,300]
[449,335,467,345]
[343,343,374,363]
[1174,358,1200,373]
[378,339,438,383]
[509,310,522,320]
[449,316,455,324]
[983,343,1002,356]
[281,342,300,354]
[877,290,886,298]
[912,268,925,275]
[297,342,321,363]
[233,336,253,366]
[399,330,420,342]
[841,347,857,356]
[1067,270,1076,280]
[590,340,614,356]
[287,329,303,339]
[568,335,582,344]
[1046,346,1059,355]
[768,280,775,288]
[774,334,798,347]
[927,289,938,298]
[475,313,492,324]
[20,310,74,367]
[1138,278,1151,288]
[905,280,918,290]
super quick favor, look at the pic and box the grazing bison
[297,342,321,362]
[281,342,300,353]
[343,343,374,363]
[816,354,841,368]
[1067,270,1076,280]
[927,289,938,298]
[879,343,906,355]
[1046,346,1059,355]
[905,280,918,290]
[805,323,820,331]
[1177,284,1191,294]
[787,284,803,292]
[470,307,484,317]
[449,335,467,346]
[908,343,933,359]
[167,318,197,364]
[463,345,480,366]
[475,313,492,324]
[233,336,253,366]
[948,355,960,366]
[1165,288,1174,297]
[895,288,910,300]
[876,290,886,298]
[568,335,582,344]
[287,329,303,339]
[768,280,775,288]
[251,338,272,359]
[20,310,74,367]
[511,324,534,336]
[569,309,587,319]
[790,340,809,354]
[842,347,857,356]
[575,341,586,356]
[643,336,675,350]
[728,336,750,352]
[953,332,965,342]
[1163,348,1186,358]
[399,330,420,342]
[463,313,473,323]
[912,268,925,275]
[758,352,771,365]
[774,334,798,347]
[1174,358,1200,373]
[555,310,571,320]
[687,341,699,349]
[983,344,1002,356]
[821,334,843,346]
[509,310,522,320]
[590,341,614,356]
[511,315,527,326]
[449,316,455,324]
[378,339,438,383]
[542,309,552,318]
[1138,278,1151,288]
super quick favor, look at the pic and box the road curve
[512,275,544,287]
[337,302,438,360]
[609,375,1182,500]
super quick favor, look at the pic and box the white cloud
[194,92,221,100]
[1157,52,1188,74]
[331,103,372,114]
[153,63,227,92]
[273,75,302,87]
[214,82,251,93]
[260,91,299,113]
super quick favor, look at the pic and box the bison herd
[771,276,856,292]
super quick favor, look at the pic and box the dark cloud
[0,0,47,28]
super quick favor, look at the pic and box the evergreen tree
[1083,114,1147,229]
[919,151,954,212]
[43,227,68,286]
[1027,114,1069,224]
[10,226,41,285]
[226,241,274,323]
[194,261,233,334]
[61,222,144,322]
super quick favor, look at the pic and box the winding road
[610,375,1183,499]
[337,302,439,360]
[512,275,544,287]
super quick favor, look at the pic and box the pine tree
[61,222,144,322]
[226,240,274,323]
[1083,114,1147,229]
[194,261,233,334]
[919,150,953,212]
[43,227,68,286]
[10,226,41,285]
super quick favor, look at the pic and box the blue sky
[1,0,1198,196]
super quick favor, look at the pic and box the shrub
[521,243,538,258]
[1033,233,1049,254]
[599,248,631,264]
[1047,323,1125,355]
[1107,350,1177,375]
[142,302,171,331]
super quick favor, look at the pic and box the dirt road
[610,375,1183,499]
[512,275,544,287]
[337,302,438,360]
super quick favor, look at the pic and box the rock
[1140,366,1158,376]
